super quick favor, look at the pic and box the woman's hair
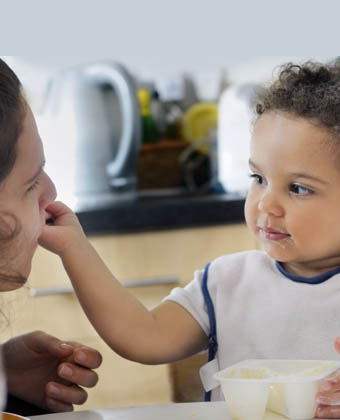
[0,59,26,289]
[256,60,340,136]
[0,58,26,183]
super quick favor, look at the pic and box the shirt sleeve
[163,268,210,337]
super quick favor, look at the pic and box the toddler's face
[0,106,56,290]
[245,111,340,277]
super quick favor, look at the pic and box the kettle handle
[84,62,141,189]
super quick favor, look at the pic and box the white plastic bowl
[214,359,340,420]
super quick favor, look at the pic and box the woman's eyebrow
[248,158,260,170]
[25,160,45,185]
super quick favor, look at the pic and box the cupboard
[0,223,256,410]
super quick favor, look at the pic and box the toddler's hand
[316,374,340,418]
[39,201,87,256]
[315,337,340,418]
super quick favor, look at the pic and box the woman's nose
[258,189,284,217]
[39,173,57,209]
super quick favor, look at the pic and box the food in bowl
[214,359,340,420]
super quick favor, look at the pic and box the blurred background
[3,54,331,208]
[2,0,334,208]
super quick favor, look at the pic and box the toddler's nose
[258,189,284,217]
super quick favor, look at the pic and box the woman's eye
[27,179,41,193]
[249,173,265,185]
[289,183,313,196]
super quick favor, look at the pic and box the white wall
[3,0,339,112]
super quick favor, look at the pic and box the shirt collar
[275,261,340,284]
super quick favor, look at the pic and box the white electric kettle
[39,61,141,206]
[217,83,262,195]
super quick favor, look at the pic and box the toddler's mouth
[257,226,291,242]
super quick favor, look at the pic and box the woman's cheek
[31,211,44,243]
[25,199,45,242]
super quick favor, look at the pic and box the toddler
[40,60,340,418]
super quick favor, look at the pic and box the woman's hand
[39,201,87,257]
[316,337,340,418]
[3,331,102,412]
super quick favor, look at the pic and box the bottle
[151,89,166,138]
[137,89,157,144]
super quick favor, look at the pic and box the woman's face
[0,106,56,290]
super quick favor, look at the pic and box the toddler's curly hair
[256,60,340,136]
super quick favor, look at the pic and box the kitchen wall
[3,0,339,110]
[3,0,336,114]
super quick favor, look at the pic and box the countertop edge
[76,193,246,235]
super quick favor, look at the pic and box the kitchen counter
[29,403,230,420]
[74,189,246,235]
[28,402,290,420]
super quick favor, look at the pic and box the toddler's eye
[249,173,265,185]
[289,183,313,196]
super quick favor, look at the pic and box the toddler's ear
[334,337,340,353]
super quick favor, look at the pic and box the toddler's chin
[260,242,293,262]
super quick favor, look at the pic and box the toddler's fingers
[320,374,340,392]
[45,201,73,218]
[317,403,340,418]
[334,337,340,354]
[316,391,340,406]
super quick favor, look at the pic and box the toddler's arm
[39,202,207,364]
